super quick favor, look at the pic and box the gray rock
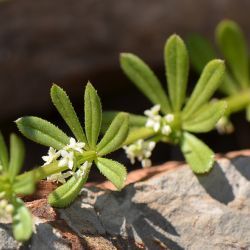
[1,153,250,249]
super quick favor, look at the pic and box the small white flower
[142,159,152,168]
[79,161,92,176]
[0,199,14,216]
[216,117,234,134]
[59,150,74,170]
[67,137,85,153]
[47,171,72,184]
[123,140,156,168]
[162,125,172,136]
[164,114,174,123]
[42,147,60,166]
[5,204,14,214]
[144,104,161,117]
[0,192,5,199]
[148,141,156,151]
[0,199,7,208]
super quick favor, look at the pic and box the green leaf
[8,134,25,181]
[97,113,129,156]
[51,84,87,143]
[84,82,102,149]
[102,111,147,133]
[186,34,216,73]
[120,53,170,113]
[48,167,90,208]
[216,20,249,89]
[165,35,189,111]
[16,116,69,150]
[186,34,238,95]
[95,157,127,190]
[124,127,156,146]
[0,131,8,172]
[183,101,227,133]
[183,59,225,120]
[180,132,214,173]
[220,72,239,96]
[13,173,35,195]
[12,198,33,242]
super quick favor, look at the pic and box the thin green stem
[16,150,97,183]
[123,127,156,146]
[223,90,250,115]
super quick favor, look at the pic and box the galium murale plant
[1,31,244,242]
[0,82,129,242]
[0,133,34,241]
[16,83,129,208]
[187,19,250,132]
[103,34,227,173]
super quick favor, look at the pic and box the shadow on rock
[231,156,250,180]
[88,185,183,250]
[197,162,234,204]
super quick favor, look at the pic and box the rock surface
[1,151,250,249]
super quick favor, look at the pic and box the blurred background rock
[0,0,250,173]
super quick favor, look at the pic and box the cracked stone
[1,150,250,249]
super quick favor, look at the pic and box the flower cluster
[216,116,234,134]
[47,161,91,184]
[42,137,86,183]
[144,105,174,136]
[0,193,14,217]
[123,139,156,168]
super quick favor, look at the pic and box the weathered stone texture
[1,151,250,249]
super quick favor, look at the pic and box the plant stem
[223,90,250,115]
[123,127,156,146]
[16,150,97,182]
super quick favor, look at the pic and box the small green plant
[0,133,34,241]
[0,82,129,241]
[16,83,128,208]
[1,30,248,243]
[103,35,226,173]
[187,19,250,131]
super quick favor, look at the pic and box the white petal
[153,122,160,132]
[164,114,174,123]
[59,158,67,167]
[142,159,151,168]
[68,160,74,170]
[162,125,172,135]
[148,141,156,150]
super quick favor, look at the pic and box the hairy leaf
[16,116,69,150]
[165,35,189,111]
[95,157,127,190]
[13,173,35,195]
[97,113,129,156]
[186,34,216,73]
[51,84,87,143]
[183,101,227,133]
[48,167,90,208]
[183,59,225,119]
[102,111,146,133]
[9,134,25,181]
[180,132,214,173]
[84,82,102,149]
[12,198,33,242]
[216,20,249,88]
[0,131,8,171]
[186,34,238,95]
[120,53,170,113]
